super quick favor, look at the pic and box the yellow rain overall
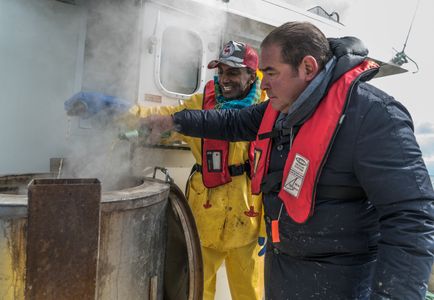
[127,78,265,300]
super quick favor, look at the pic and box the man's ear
[249,71,256,84]
[299,56,319,81]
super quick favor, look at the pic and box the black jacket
[173,37,434,299]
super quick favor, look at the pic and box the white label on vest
[283,153,309,198]
[212,152,221,170]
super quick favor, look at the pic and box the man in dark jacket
[144,22,434,299]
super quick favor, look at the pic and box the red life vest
[251,60,379,223]
[201,80,234,188]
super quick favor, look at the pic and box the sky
[348,0,434,175]
[292,0,434,174]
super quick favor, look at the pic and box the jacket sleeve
[173,100,268,142]
[353,85,434,299]
[115,95,202,142]
[130,94,201,117]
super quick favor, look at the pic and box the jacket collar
[277,36,370,131]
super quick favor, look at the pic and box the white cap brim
[207,59,247,69]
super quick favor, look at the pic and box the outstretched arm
[173,101,268,141]
[142,100,268,143]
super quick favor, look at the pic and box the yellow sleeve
[117,94,202,126]
[135,94,203,116]
[116,94,203,143]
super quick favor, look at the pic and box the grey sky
[347,0,434,174]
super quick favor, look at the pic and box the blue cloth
[64,91,131,118]
[213,76,261,110]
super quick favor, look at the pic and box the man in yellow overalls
[65,41,265,300]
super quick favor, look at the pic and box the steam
[64,0,229,190]
[61,117,129,191]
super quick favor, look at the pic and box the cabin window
[159,27,202,95]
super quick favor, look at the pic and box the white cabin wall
[0,0,85,174]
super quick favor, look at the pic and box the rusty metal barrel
[0,173,202,300]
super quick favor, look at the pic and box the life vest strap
[258,128,293,140]
[192,162,251,177]
[261,169,366,200]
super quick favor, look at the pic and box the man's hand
[64,91,130,118]
[141,115,175,144]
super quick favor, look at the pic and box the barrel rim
[0,174,170,212]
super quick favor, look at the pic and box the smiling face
[217,64,256,99]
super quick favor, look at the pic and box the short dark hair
[261,22,332,70]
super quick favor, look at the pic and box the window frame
[154,26,205,99]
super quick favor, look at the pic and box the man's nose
[220,74,230,83]
[260,77,269,90]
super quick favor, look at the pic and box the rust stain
[2,218,26,299]
[25,179,100,300]
[9,219,27,300]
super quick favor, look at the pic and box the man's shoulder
[353,82,395,107]
[184,93,204,109]
[350,81,412,123]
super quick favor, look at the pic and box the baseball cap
[207,41,258,70]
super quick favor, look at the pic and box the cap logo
[221,43,235,58]
[207,40,257,70]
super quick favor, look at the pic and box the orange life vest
[251,60,379,223]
